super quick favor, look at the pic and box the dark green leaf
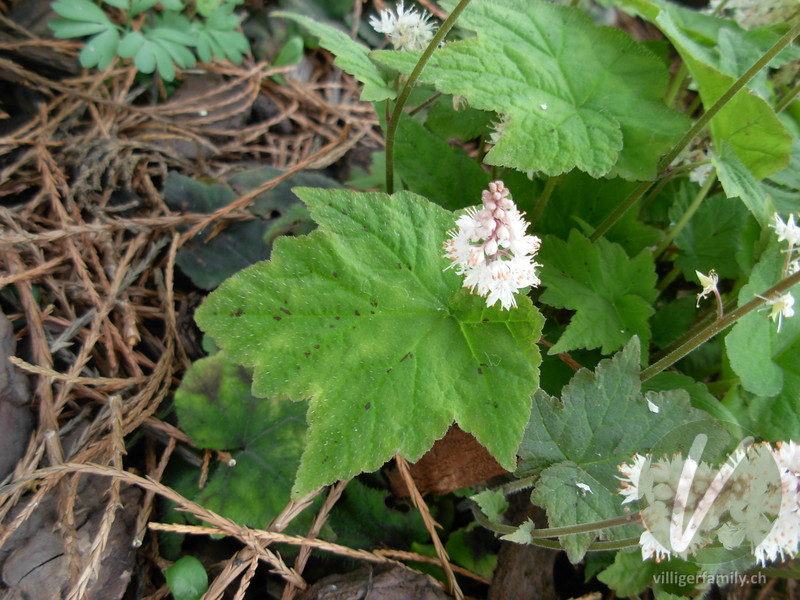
[175,352,307,527]
[394,115,489,210]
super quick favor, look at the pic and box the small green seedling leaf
[165,556,208,600]
[373,0,689,179]
[196,188,543,497]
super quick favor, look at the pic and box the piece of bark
[388,425,508,496]
[0,476,141,600]
[0,314,31,482]
[298,565,449,600]
[488,497,559,600]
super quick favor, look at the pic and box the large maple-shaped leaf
[196,189,543,497]
[538,231,657,358]
[516,339,730,562]
[372,0,689,179]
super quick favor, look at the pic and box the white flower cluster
[761,212,800,332]
[443,181,542,310]
[617,441,799,565]
[369,1,437,51]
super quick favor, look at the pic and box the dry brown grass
[0,8,470,596]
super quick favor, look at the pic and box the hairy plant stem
[640,270,800,381]
[590,19,800,241]
[471,501,641,537]
[775,78,800,114]
[654,172,717,260]
[384,0,473,193]
[531,174,561,224]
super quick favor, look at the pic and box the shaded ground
[0,1,794,599]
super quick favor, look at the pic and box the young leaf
[274,12,395,101]
[174,352,307,527]
[196,189,544,497]
[372,0,689,179]
[539,231,657,358]
[516,338,730,562]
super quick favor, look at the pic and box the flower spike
[443,181,542,310]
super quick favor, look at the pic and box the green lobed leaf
[165,556,208,600]
[274,12,395,101]
[597,550,656,597]
[724,238,800,397]
[372,0,689,179]
[516,338,730,562]
[196,188,544,497]
[394,114,489,210]
[538,231,657,358]
[174,352,307,527]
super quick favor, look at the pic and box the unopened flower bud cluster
[443,181,541,310]
[617,441,798,564]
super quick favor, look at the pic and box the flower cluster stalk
[640,270,800,381]
[385,0,473,193]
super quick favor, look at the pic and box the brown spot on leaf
[232,308,243,317]
[313,344,320,350]
[364,402,371,410]
[354,310,361,316]
[400,352,413,363]
[279,307,292,315]
[273,316,282,321]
